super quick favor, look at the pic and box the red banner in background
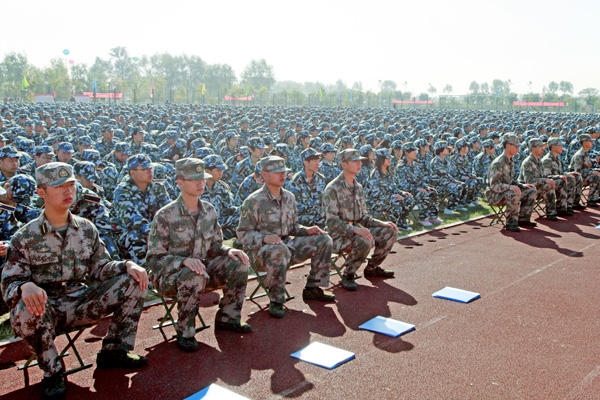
[224,94,254,101]
[82,92,124,99]
[513,101,565,107]
[392,100,434,104]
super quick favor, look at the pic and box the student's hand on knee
[383,221,399,233]
[228,249,249,264]
[263,234,283,245]
[126,261,149,290]
[306,226,327,235]
[509,185,522,196]
[354,228,373,241]
[183,258,206,275]
[20,282,47,317]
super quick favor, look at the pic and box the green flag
[319,87,323,102]
[22,76,30,91]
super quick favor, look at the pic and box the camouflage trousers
[551,177,569,211]
[297,213,326,228]
[151,255,248,338]
[369,195,415,227]
[459,178,479,205]
[249,234,332,305]
[582,173,600,201]
[331,226,396,277]
[564,174,583,206]
[100,233,121,261]
[534,181,557,215]
[10,273,146,377]
[485,186,537,223]
[412,189,439,220]
[118,230,148,265]
[437,183,467,209]
[220,214,240,240]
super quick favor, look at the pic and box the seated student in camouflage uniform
[517,138,560,221]
[147,158,251,353]
[0,146,22,184]
[231,137,265,190]
[568,133,600,207]
[55,142,75,165]
[237,156,334,319]
[355,145,374,186]
[486,134,537,232]
[541,137,579,214]
[319,143,341,183]
[322,149,398,291]
[472,139,497,190]
[365,148,415,231]
[1,162,149,399]
[94,125,117,158]
[430,141,469,215]
[0,174,40,241]
[201,155,239,240]
[288,148,328,227]
[113,154,172,264]
[450,139,480,207]
[234,162,264,207]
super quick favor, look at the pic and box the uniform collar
[39,211,79,235]
[176,195,204,216]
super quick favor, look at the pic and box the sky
[3,0,600,96]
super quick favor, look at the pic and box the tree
[548,81,559,94]
[0,52,30,98]
[428,84,437,96]
[579,88,599,107]
[379,80,397,93]
[240,59,275,91]
[109,46,135,81]
[469,81,479,94]
[443,84,453,94]
[87,57,113,93]
[491,79,509,96]
[204,64,237,95]
[559,81,573,95]
[480,83,489,94]
[43,58,69,100]
[70,63,89,94]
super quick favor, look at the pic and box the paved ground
[1,209,600,400]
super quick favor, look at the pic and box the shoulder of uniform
[0,202,16,213]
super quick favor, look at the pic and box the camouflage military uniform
[288,170,327,227]
[395,159,439,220]
[365,168,415,228]
[486,152,537,224]
[320,160,341,183]
[450,152,479,204]
[518,153,558,215]
[231,157,257,190]
[541,151,578,209]
[95,139,116,159]
[113,175,172,264]
[147,196,248,338]
[472,151,495,188]
[429,155,467,209]
[1,212,146,376]
[200,180,239,240]
[322,174,396,277]
[234,173,263,207]
[237,185,332,305]
[569,147,600,201]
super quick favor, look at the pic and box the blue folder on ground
[432,286,481,303]
[358,316,415,337]
[185,384,250,400]
[291,342,355,369]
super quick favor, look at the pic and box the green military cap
[338,148,367,162]
[528,138,546,148]
[260,156,289,173]
[547,137,565,147]
[36,162,77,187]
[175,158,213,180]
[579,134,594,143]
[501,133,521,146]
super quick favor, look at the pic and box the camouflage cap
[433,141,450,152]
[401,142,418,152]
[36,162,77,187]
[73,161,99,182]
[127,154,152,170]
[77,136,93,146]
[579,134,594,143]
[547,137,565,147]
[375,148,392,158]
[81,149,101,164]
[175,158,212,180]
[501,133,521,146]
[8,174,36,203]
[35,145,55,155]
[115,142,132,154]
[301,147,321,162]
[56,142,75,153]
[260,156,289,173]
[482,139,495,148]
[248,137,265,149]
[320,143,337,153]
[203,154,227,170]
[528,138,546,148]
[0,146,22,158]
[338,148,367,162]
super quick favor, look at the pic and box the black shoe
[557,209,572,217]
[42,371,65,400]
[546,214,559,221]
[587,201,599,207]
[364,265,395,278]
[518,220,537,227]
[302,286,336,302]
[268,302,286,318]
[96,349,149,368]
[341,274,358,291]
[506,223,521,232]
[215,319,253,333]
[176,336,200,352]
[573,203,586,210]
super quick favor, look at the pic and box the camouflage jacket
[200,180,238,224]
[237,185,308,252]
[450,153,473,180]
[1,212,126,308]
[487,152,520,193]
[472,152,494,178]
[430,155,460,187]
[541,152,565,179]
[288,170,327,219]
[518,154,546,185]
[113,176,171,234]
[365,168,403,207]
[234,174,263,207]
[394,159,432,193]
[319,160,341,183]
[322,173,385,238]
[146,196,230,278]
[94,139,116,158]
[231,157,257,190]
[569,148,596,176]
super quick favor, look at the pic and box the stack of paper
[358,316,415,337]
[291,342,355,369]
[432,286,481,303]
[185,384,250,400]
